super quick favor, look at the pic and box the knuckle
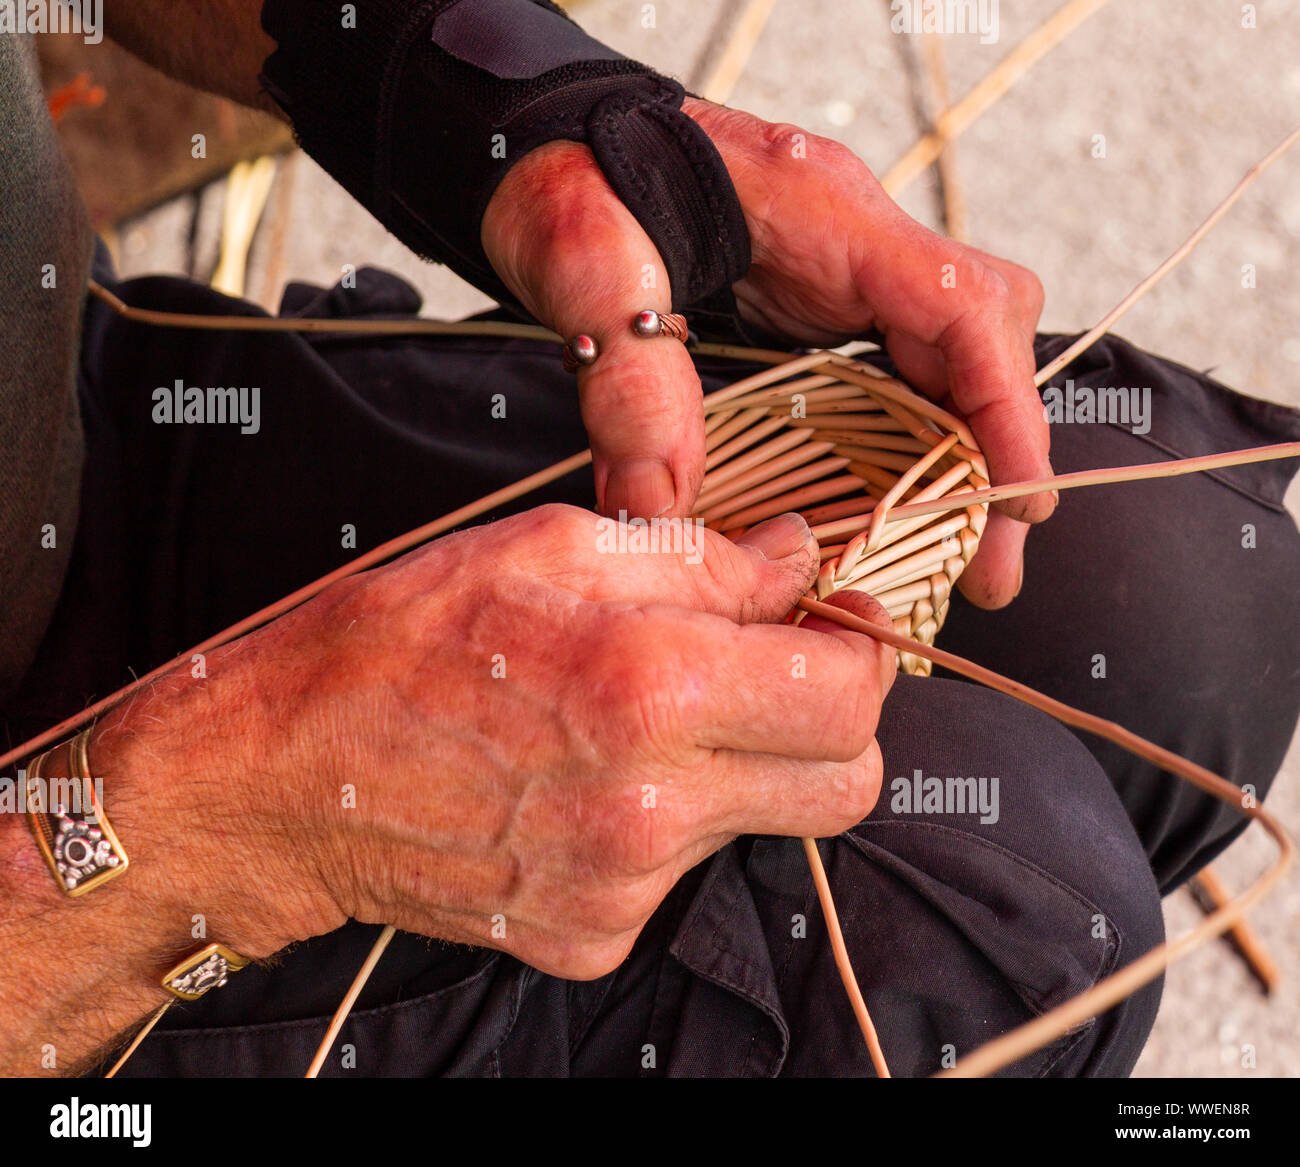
[829,682,880,762]
[1015,266,1046,316]
[817,136,860,170]
[701,548,764,623]
[822,751,884,831]
[591,617,695,751]
[975,264,1016,311]
[756,118,809,156]
[528,502,595,544]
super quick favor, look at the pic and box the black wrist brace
[259,0,751,315]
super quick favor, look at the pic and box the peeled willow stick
[699,0,778,106]
[804,836,891,1077]
[1,425,1290,1077]
[0,447,593,775]
[1037,124,1300,387]
[86,279,562,340]
[794,596,1295,1079]
[304,924,397,1079]
[868,442,1300,526]
[85,279,801,368]
[920,31,967,242]
[103,1001,172,1079]
[881,0,1115,196]
[1190,868,1281,995]
[210,155,277,299]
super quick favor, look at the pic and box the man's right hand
[160,506,896,981]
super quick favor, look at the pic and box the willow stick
[881,0,1114,196]
[0,449,592,776]
[872,442,1300,526]
[87,279,562,340]
[211,156,277,299]
[794,597,1295,1079]
[103,1001,172,1079]
[920,32,967,242]
[700,0,778,105]
[84,278,798,366]
[8,436,1291,788]
[802,836,891,1077]
[304,924,397,1078]
[1191,867,1281,994]
[1036,125,1300,387]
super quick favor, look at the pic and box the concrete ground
[109,0,1299,1076]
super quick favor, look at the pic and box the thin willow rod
[795,596,1295,1080]
[79,0,1124,350]
[11,424,1282,1078]
[103,1001,172,1079]
[302,500,1299,1080]
[84,278,799,366]
[0,447,593,775]
[89,118,1299,399]
[1191,867,1280,994]
[211,156,277,299]
[699,0,778,105]
[293,435,1299,1079]
[881,0,1115,196]
[86,278,562,339]
[35,104,1300,1082]
[803,836,890,1077]
[1036,124,1300,387]
[304,923,396,1079]
[919,28,967,242]
[0,346,821,777]
[869,442,1300,526]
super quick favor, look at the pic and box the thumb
[578,321,704,520]
[481,140,706,520]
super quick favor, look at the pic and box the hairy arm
[0,655,320,1076]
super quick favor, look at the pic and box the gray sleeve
[0,35,93,701]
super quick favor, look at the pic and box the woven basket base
[698,354,989,675]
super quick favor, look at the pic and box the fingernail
[736,512,813,560]
[1050,489,1060,507]
[1015,561,1025,597]
[604,458,676,518]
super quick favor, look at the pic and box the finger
[865,238,1055,529]
[706,739,886,839]
[480,140,705,520]
[955,507,1030,610]
[579,327,705,521]
[791,588,898,705]
[636,591,895,760]
[927,273,1055,526]
[556,509,822,626]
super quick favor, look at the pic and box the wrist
[680,97,784,267]
[86,648,334,961]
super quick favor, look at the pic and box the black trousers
[7,259,1299,1077]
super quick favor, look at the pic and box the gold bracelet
[24,726,129,896]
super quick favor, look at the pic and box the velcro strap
[260,0,751,314]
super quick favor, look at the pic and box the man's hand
[481,103,1054,609]
[218,507,894,981]
[1,507,894,1071]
